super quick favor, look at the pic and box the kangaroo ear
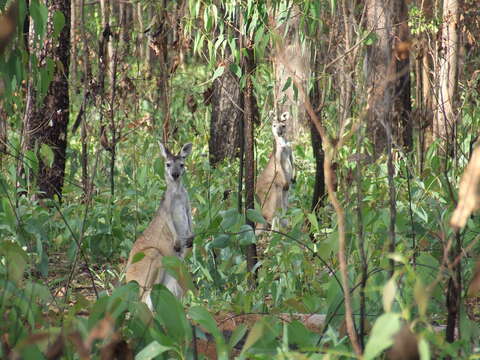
[180,143,193,158]
[159,142,170,159]
[280,111,290,121]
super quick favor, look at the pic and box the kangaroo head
[159,143,193,183]
[271,111,289,139]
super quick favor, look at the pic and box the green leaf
[0,241,28,286]
[189,306,229,359]
[364,313,401,360]
[29,0,48,40]
[151,285,191,342]
[419,337,430,360]
[281,77,292,92]
[162,256,196,293]
[229,63,242,78]
[211,66,225,82]
[39,143,54,168]
[240,319,265,355]
[211,234,230,249]
[131,251,145,264]
[189,306,222,339]
[246,208,266,224]
[238,224,255,246]
[364,32,378,46]
[220,208,240,229]
[228,324,247,349]
[136,341,172,360]
[52,10,65,39]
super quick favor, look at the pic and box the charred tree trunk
[209,69,242,166]
[309,59,324,212]
[23,0,70,200]
[243,39,257,276]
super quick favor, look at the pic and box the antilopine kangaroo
[256,111,295,233]
[126,142,194,310]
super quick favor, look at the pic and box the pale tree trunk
[434,0,459,153]
[273,3,309,139]
[23,0,70,200]
[135,2,144,60]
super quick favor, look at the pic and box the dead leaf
[450,145,480,228]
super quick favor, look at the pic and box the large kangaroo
[126,142,194,310]
[256,111,295,233]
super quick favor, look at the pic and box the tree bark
[23,0,71,200]
[365,0,395,156]
[434,0,459,154]
[365,0,412,155]
[273,3,308,138]
[243,40,257,275]
[209,69,242,166]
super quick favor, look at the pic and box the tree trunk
[243,40,257,276]
[0,103,6,160]
[365,0,412,155]
[209,69,242,166]
[365,0,394,155]
[23,0,71,200]
[392,0,412,151]
[434,0,459,154]
[273,3,308,138]
[309,51,324,212]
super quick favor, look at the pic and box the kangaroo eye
[166,163,171,167]
[180,164,185,168]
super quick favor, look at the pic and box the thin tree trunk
[243,39,257,276]
[70,0,77,85]
[309,57,324,212]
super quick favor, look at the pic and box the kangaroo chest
[169,190,191,238]
[277,145,293,183]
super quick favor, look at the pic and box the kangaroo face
[272,111,289,138]
[159,143,193,183]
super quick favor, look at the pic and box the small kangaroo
[256,111,295,233]
[125,142,194,310]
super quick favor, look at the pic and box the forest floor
[42,251,326,358]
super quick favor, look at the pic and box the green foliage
[1,0,480,358]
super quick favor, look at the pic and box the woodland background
[1,0,480,359]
